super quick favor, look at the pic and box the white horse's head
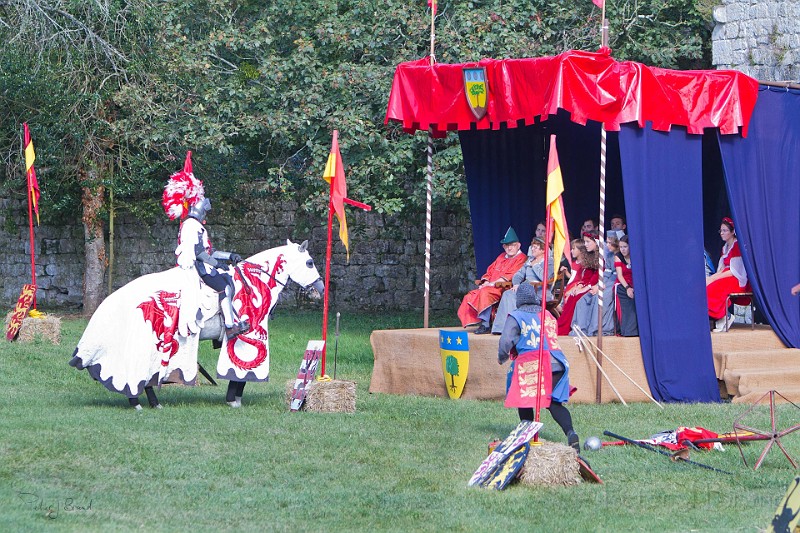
[281,239,324,299]
[244,240,324,299]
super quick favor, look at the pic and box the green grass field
[1,309,797,532]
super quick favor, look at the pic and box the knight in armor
[163,152,250,340]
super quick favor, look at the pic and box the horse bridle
[235,263,320,296]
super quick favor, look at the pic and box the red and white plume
[162,151,205,220]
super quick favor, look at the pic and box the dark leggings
[226,380,246,402]
[517,371,574,437]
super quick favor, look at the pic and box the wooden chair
[531,271,568,317]
[725,292,755,331]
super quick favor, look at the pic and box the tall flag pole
[23,123,40,310]
[423,0,437,327]
[595,12,610,403]
[536,135,569,427]
[321,130,371,376]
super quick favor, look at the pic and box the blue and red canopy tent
[384,48,800,403]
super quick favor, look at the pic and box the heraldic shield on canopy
[463,67,488,120]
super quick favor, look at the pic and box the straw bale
[4,313,61,344]
[518,441,581,486]
[285,379,356,413]
[733,387,800,405]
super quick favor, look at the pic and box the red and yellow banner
[323,131,350,260]
[6,284,36,341]
[546,135,570,267]
[23,123,40,225]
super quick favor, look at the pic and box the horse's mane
[246,243,294,266]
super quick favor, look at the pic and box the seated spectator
[492,237,554,334]
[704,249,715,277]
[534,220,547,241]
[706,217,751,332]
[458,227,527,334]
[581,218,597,234]
[584,233,619,336]
[556,238,599,335]
[615,235,638,336]
[609,214,627,235]
[570,231,604,336]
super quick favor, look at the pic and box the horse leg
[144,386,162,409]
[128,396,143,411]
[226,380,246,408]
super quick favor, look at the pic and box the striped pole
[424,131,433,328]
[423,4,436,328]
[595,18,610,403]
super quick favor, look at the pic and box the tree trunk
[82,179,107,317]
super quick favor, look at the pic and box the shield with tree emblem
[463,67,488,120]
[440,329,469,398]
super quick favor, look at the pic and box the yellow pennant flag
[546,135,570,266]
[323,131,349,260]
[23,123,40,225]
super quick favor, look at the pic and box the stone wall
[712,0,800,82]
[0,196,477,314]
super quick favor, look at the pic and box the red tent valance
[384,48,760,137]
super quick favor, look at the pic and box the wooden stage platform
[369,324,800,404]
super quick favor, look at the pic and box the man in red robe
[458,227,527,333]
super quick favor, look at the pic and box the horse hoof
[226,400,241,408]
[134,404,143,411]
[151,404,163,409]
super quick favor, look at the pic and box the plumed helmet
[162,151,205,221]
[516,282,542,307]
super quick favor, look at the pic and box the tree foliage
[1,0,713,224]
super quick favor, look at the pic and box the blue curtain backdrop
[718,87,800,348]
[617,125,719,402]
[459,111,625,275]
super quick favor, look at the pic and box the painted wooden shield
[485,442,530,490]
[463,67,488,120]
[290,340,325,411]
[6,284,35,341]
[440,329,469,399]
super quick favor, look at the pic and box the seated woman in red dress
[706,217,751,332]
[556,238,599,335]
[614,235,638,336]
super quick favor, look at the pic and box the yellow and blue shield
[440,329,469,399]
[463,67,488,120]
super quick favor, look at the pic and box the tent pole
[595,16,610,404]
[423,8,436,329]
[596,125,607,404]
[424,131,433,328]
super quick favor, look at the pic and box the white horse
[69,240,324,408]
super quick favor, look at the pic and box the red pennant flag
[427,0,438,16]
[592,0,604,8]
[323,131,350,260]
[23,123,40,225]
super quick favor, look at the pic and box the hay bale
[518,441,581,486]
[285,379,357,413]
[4,313,61,344]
